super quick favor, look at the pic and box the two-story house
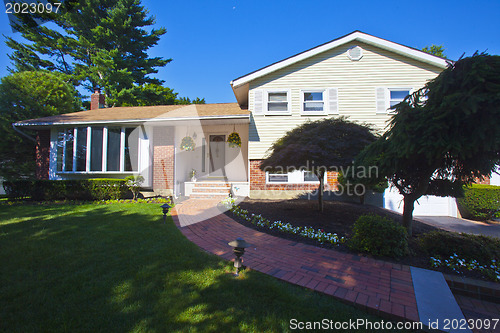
[14,31,460,216]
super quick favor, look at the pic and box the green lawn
[0,203,396,332]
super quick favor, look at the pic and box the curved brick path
[171,199,419,322]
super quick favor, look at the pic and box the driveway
[415,216,500,238]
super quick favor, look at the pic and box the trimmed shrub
[457,184,500,221]
[418,231,500,264]
[348,214,409,258]
[4,179,127,201]
[3,180,32,199]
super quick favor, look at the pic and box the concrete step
[192,187,231,194]
[190,193,228,199]
[411,267,472,333]
[193,182,231,188]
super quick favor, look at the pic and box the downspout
[12,123,36,143]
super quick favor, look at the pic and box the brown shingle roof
[15,103,249,126]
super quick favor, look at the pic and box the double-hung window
[56,126,139,173]
[376,88,411,114]
[266,169,323,184]
[389,89,410,109]
[266,91,290,114]
[301,90,325,114]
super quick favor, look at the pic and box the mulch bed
[222,198,488,280]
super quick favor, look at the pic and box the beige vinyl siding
[248,41,443,160]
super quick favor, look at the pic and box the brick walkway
[171,199,419,322]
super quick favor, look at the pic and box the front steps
[189,182,231,199]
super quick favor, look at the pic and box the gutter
[13,114,251,127]
[11,123,36,142]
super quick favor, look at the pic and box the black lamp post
[228,237,252,276]
[160,203,171,224]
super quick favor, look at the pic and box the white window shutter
[376,87,387,113]
[327,88,338,114]
[253,90,263,114]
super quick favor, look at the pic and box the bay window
[56,126,139,173]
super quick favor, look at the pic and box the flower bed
[430,254,500,282]
[221,197,345,246]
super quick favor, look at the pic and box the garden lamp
[160,203,171,224]
[228,237,252,276]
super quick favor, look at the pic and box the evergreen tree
[5,0,171,105]
[357,54,500,235]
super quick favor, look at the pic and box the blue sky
[1,0,499,103]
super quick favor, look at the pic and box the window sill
[56,171,138,175]
[266,182,321,185]
[264,111,292,116]
[300,112,329,116]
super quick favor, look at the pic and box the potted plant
[227,132,241,148]
[180,136,195,151]
[189,169,197,182]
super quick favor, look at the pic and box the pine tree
[6,0,171,105]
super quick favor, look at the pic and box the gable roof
[14,103,249,127]
[230,31,451,106]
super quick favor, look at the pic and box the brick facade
[90,89,106,110]
[475,177,490,185]
[153,127,175,193]
[249,159,338,191]
[35,130,50,180]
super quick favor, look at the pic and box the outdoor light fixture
[228,237,252,276]
[160,203,171,224]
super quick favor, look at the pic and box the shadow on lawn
[0,204,370,332]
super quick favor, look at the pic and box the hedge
[3,179,128,201]
[457,184,500,221]
[418,231,500,264]
[348,214,409,258]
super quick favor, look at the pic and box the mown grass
[0,203,402,332]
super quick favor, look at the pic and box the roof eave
[13,114,251,127]
[231,31,451,88]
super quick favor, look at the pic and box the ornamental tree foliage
[0,71,81,180]
[5,0,171,106]
[356,53,500,236]
[260,117,377,212]
[422,44,447,58]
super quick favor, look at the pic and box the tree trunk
[317,171,325,213]
[402,196,415,237]
[359,194,365,205]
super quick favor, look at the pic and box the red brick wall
[475,177,490,185]
[153,127,175,191]
[249,159,338,191]
[35,130,50,180]
[90,90,106,110]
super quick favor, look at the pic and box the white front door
[209,135,226,176]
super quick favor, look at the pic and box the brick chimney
[90,88,106,110]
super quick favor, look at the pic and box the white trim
[264,89,292,115]
[120,128,125,172]
[231,31,449,88]
[102,127,108,172]
[56,171,137,175]
[387,87,412,114]
[300,89,327,115]
[72,128,77,172]
[86,126,91,172]
[14,114,251,127]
